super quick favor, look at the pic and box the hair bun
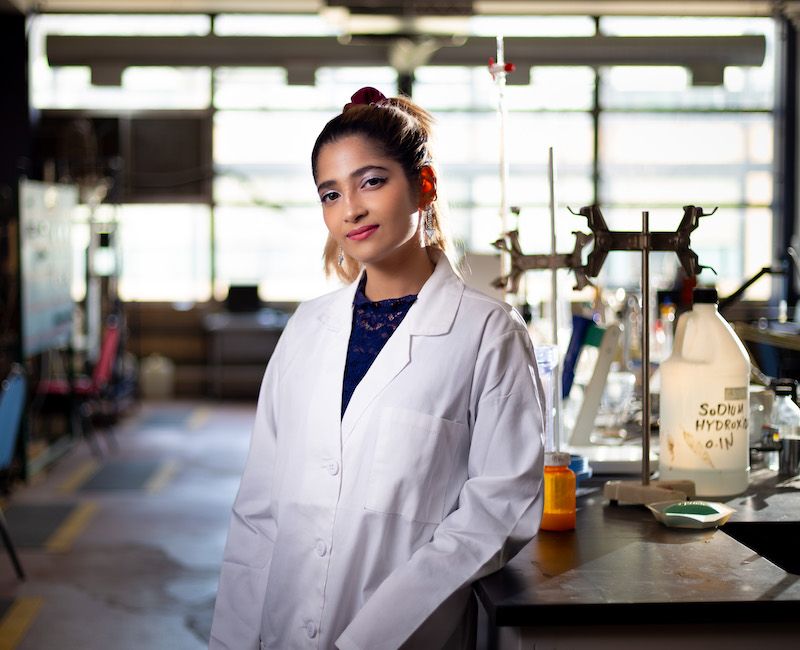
[342,86,388,112]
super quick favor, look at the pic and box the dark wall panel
[0,13,30,220]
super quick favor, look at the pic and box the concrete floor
[0,400,254,650]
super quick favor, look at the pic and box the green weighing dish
[646,500,736,529]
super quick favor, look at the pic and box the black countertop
[475,469,800,628]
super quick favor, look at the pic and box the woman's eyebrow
[316,165,390,192]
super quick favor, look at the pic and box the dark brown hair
[311,94,452,282]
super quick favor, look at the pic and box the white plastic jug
[659,288,750,496]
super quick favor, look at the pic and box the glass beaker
[590,369,636,445]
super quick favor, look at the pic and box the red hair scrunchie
[342,86,388,112]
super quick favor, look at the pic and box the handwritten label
[661,370,750,477]
[694,393,748,454]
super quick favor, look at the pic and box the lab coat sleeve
[209,322,290,650]
[337,327,545,650]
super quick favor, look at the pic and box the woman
[210,87,545,650]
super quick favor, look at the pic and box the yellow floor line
[145,460,179,494]
[187,407,210,430]
[45,502,99,553]
[0,597,43,650]
[58,459,101,494]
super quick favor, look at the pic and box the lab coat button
[327,461,340,476]
[305,622,317,639]
[315,540,327,556]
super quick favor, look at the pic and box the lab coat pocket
[366,407,467,524]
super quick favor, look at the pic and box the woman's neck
[363,246,436,301]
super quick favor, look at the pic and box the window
[597,16,775,298]
[29,14,211,110]
[117,204,211,302]
[30,12,777,304]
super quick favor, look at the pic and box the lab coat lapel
[340,319,411,443]
[312,275,360,441]
[340,253,465,444]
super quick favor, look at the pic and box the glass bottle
[541,451,576,531]
[769,379,800,474]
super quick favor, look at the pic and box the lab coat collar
[316,250,464,337]
[403,251,464,336]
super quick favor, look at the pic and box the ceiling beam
[473,1,777,16]
[31,1,323,12]
[21,0,788,16]
[45,33,767,88]
[326,1,474,15]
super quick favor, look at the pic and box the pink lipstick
[347,225,379,241]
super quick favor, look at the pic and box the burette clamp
[488,57,516,80]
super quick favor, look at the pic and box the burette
[489,36,515,303]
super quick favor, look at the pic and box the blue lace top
[341,274,418,417]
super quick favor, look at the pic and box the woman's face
[315,134,422,269]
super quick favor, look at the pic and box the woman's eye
[363,176,386,189]
[320,191,339,204]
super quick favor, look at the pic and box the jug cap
[693,287,718,304]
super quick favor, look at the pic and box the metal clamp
[491,204,717,292]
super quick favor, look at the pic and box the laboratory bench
[203,308,288,398]
[475,469,800,650]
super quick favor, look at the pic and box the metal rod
[641,211,651,486]
[548,146,558,347]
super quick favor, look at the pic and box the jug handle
[672,311,691,359]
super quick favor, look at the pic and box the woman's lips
[347,225,379,241]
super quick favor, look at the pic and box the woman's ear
[418,165,437,208]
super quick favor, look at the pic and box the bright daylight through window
[30,12,775,304]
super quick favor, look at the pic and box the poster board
[19,179,77,357]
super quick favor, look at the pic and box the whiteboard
[19,180,77,357]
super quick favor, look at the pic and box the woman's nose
[344,195,367,222]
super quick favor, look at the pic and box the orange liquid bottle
[541,452,576,531]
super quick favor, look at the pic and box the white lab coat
[209,253,545,650]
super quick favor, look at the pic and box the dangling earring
[338,247,344,267]
[423,205,435,243]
